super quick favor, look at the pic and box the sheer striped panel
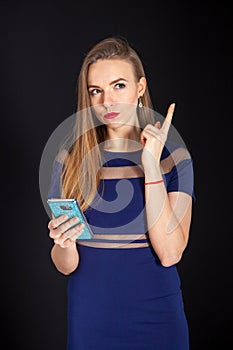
[76,147,191,249]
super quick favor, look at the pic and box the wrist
[144,179,164,186]
[144,164,162,181]
[54,240,77,250]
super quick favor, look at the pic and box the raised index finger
[161,103,175,134]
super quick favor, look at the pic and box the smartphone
[47,198,94,240]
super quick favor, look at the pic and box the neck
[104,126,142,152]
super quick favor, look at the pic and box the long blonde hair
[61,36,155,211]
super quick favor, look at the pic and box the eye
[89,88,101,96]
[115,83,126,89]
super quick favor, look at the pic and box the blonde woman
[47,36,195,350]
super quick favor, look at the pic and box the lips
[104,112,120,120]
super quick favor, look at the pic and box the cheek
[129,88,140,103]
[89,96,100,106]
[120,103,138,120]
[119,90,138,104]
[91,105,105,123]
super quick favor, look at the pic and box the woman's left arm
[141,103,193,267]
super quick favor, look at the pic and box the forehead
[87,59,135,85]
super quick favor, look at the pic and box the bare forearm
[51,243,79,275]
[144,164,186,266]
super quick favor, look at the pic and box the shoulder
[161,141,192,173]
[55,148,70,164]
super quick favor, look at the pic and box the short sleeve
[167,159,196,202]
[47,160,63,199]
[162,143,196,203]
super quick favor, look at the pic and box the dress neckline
[103,148,142,155]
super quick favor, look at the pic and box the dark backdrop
[1,1,232,349]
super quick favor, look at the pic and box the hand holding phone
[48,214,85,247]
[47,198,94,240]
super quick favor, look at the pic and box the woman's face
[87,59,146,128]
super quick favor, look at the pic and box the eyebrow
[88,78,128,89]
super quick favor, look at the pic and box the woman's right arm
[48,214,84,275]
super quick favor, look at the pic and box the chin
[106,122,124,129]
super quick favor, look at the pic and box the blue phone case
[47,198,94,240]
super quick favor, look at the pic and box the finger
[154,121,161,129]
[48,214,68,230]
[55,224,84,245]
[59,238,76,248]
[161,103,175,134]
[49,216,80,240]
[70,229,84,241]
[54,216,80,236]
[141,127,163,146]
[140,129,153,146]
[143,123,161,134]
[140,123,162,145]
[61,223,84,241]
[145,124,162,136]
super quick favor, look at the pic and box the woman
[48,36,195,349]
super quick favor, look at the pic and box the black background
[1,1,232,349]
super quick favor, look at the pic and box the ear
[137,77,147,97]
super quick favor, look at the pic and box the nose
[102,91,113,109]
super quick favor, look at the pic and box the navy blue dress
[48,143,195,350]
